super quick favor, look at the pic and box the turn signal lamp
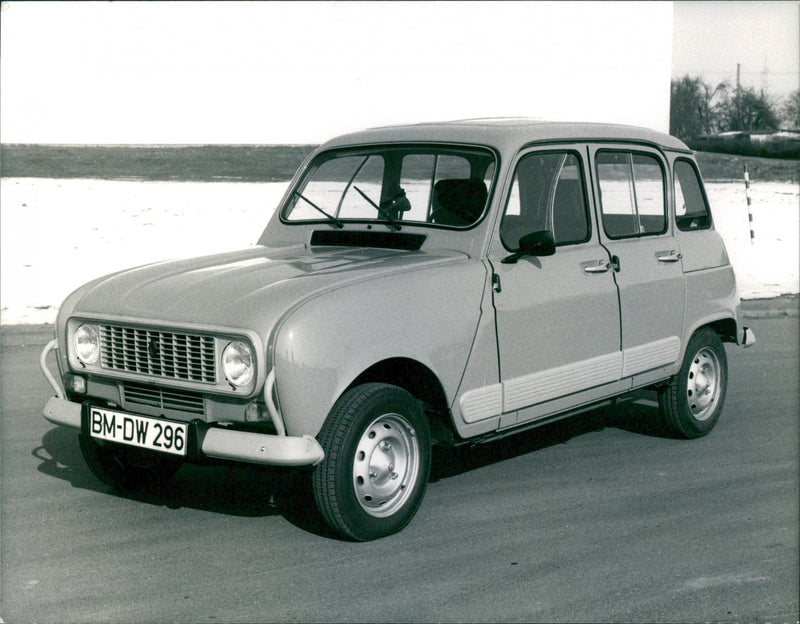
[64,373,87,394]
[244,402,269,422]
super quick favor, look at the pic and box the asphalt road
[1,317,797,623]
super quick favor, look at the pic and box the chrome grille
[122,382,205,416]
[99,324,216,384]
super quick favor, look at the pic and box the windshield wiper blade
[293,191,343,229]
[353,185,402,231]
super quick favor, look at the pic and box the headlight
[222,340,254,387]
[74,324,100,365]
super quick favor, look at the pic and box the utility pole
[736,63,742,131]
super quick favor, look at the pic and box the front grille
[122,382,206,416]
[100,324,216,384]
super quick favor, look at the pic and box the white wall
[0,1,673,144]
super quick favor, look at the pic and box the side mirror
[502,230,556,264]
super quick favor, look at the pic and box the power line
[674,70,799,76]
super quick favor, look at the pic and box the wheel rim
[353,413,420,518]
[686,346,722,421]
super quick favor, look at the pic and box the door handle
[657,251,683,263]
[583,261,610,274]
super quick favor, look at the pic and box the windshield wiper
[353,185,402,231]
[293,191,343,229]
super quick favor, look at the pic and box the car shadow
[34,425,342,538]
[33,394,672,539]
[35,426,285,516]
[431,394,676,481]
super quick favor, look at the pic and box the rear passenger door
[590,146,685,382]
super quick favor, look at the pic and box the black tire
[79,434,182,490]
[312,383,432,541]
[659,327,728,439]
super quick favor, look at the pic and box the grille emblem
[148,336,160,360]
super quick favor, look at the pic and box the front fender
[271,259,487,437]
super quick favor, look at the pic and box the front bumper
[40,340,324,467]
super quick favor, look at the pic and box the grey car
[41,119,755,540]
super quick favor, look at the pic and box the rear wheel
[312,383,431,541]
[659,328,728,438]
[79,434,182,490]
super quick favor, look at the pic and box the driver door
[488,147,626,428]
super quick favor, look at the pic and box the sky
[672,1,799,98]
[0,1,673,143]
[0,1,797,145]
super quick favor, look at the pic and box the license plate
[88,407,188,456]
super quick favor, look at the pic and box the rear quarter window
[674,158,712,231]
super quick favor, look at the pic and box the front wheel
[312,383,431,541]
[659,328,728,439]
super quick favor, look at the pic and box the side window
[500,151,589,250]
[552,157,590,245]
[632,154,666,232]
[597,151,666,238]
[674,159,712,230]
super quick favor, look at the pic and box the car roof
[320,118,691,153]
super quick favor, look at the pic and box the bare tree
[670,75,728,142]
[717,86,781,132]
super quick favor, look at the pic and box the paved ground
[1,309,798,622]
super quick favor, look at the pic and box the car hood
[68,244,468,332]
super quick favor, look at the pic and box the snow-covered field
[1,177,798,325]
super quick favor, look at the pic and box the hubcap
[353,413,419,518]
[686,347,721,421]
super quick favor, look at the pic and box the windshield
[282,146,496,229]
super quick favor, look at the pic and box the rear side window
[596,151,666,238]
[674,159,712,230]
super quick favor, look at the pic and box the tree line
[670,75,800,143]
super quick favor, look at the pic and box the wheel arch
[669,317,737,381]
[705,317,738,343]
[686,317,738,342]
[684,314,739,350]
[347,357,455,443]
